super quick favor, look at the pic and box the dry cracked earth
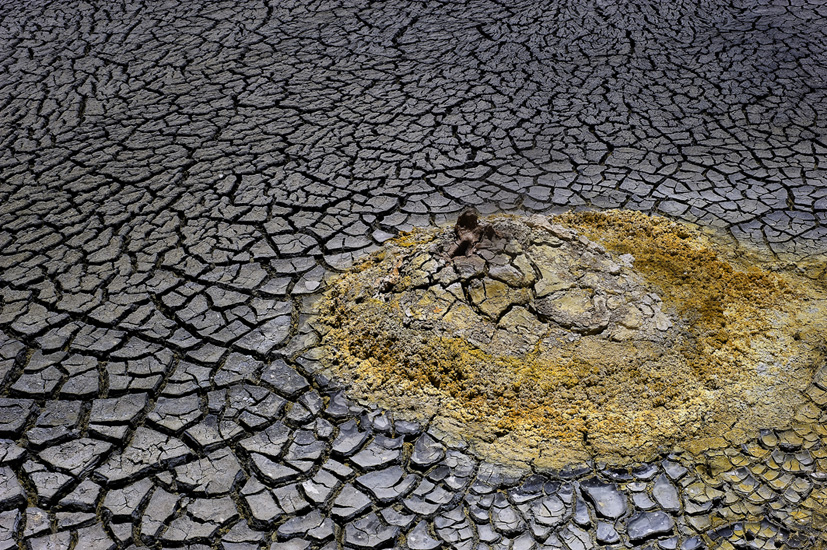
[0,1,827,550]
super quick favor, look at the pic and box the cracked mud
[319,211,827,468]
[2,0,827,549]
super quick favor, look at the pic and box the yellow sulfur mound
[317,211,827,468]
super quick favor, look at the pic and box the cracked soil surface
[1,1,827,549]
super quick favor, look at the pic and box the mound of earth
[317,210,827,468]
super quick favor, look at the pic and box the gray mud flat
[1,0,827,548]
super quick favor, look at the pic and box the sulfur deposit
[317,210,827,468]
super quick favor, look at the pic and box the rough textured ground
[318,212,827,469]
[1,1,827,549]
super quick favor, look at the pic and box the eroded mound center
[318,211,827,468]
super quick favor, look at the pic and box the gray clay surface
[0,1,826,549]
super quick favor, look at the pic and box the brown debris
[446,209,499,258]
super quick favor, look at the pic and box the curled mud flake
[318,210,827,469]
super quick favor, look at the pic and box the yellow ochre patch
[317,210,827,468]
